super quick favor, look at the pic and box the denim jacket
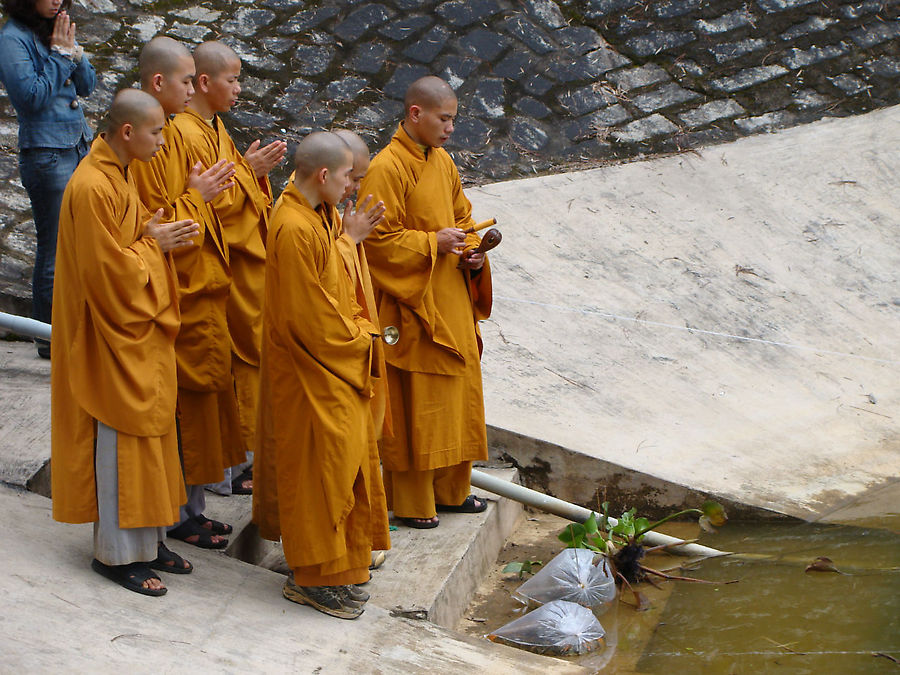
[0,17,95,150]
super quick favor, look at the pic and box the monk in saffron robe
[253,132,389,619]
[333,129,392,571]
[131,37,241,550]
[359,76,492,528]
[51,88,199,595]
[173,41,286,494]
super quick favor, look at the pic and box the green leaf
[701,501,728,527]
[584,512,600,535]
[502,562,525,575]
[558,522,586,548]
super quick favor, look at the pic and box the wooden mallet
[464,217,496,234]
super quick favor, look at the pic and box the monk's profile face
[408,96,457,148]
[127,107,167,162]
[322,155,354,207]
[202,57,242,113]
[156,54,196,116]
[342,154,370,202]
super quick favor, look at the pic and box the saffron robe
[171,108,271,454]
[359,124,492,472]
[252,183,390,568]
[51,136,185,529]
[130,118,243,484]
[334,230,392,439]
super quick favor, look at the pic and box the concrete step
[0,485,586,673]
[232,467,524,629]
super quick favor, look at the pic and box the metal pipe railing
[1,311,729,558]
[0,312,51,341]
[471,468,730,558]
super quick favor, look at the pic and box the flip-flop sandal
[436,494,487,513]
[193,513,233,535]
[150,542,193,574]
[399,516,440,529]
[231,467,253,495]
[91,559,167,596]
[168,518,228,549]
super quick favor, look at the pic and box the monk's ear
[408,104,422,123]
[196,73,210,93]
[316,167,328,185]
[151,73,164,94]
[121,122,134,141]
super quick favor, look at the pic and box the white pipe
[0,313,51,341]
[471,468,730,558]
[0,313,728,558]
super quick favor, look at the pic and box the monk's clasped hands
[144,209,200,252]
[245,139,288,177]
[188,159,236,203]
[342,195,386,244]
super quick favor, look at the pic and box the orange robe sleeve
[335,229,391,438]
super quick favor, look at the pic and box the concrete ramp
[469,104,899,522]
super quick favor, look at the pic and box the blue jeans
[18,139,89,339]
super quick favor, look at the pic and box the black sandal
[193,513,233,535]
[168,518,228,549]
[436,494,487,513]
[231,467,253,495]
[398,516,440,529]
[150,542,193,574]
[91,559,167,596]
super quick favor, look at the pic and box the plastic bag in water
[487,599,606,656]
[514,548,616,610]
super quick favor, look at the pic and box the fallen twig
[640,564,739,584]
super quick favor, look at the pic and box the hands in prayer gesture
[342,195,386,244]
[244,139,287,177]
[50,10,76,52]
[144,209,199,252]
[188,159,236,203]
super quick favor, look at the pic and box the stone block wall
[1,0,898,314]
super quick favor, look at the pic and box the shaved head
[193,41,240,77]
[139,37,192,87]
[293,131,352,180]
[333,129,369,162]
[404,76,456,114]
[107,88,163,133]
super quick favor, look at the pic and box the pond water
[461,514,899,673]
[627,519,900,674]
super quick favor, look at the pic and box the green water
[634,521,900,674]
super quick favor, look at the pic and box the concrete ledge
[488,425,791,521]
[0,485,585,673]
[246,467,524,630]
[0,341,49,495]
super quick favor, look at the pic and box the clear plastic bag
[514,548,616,611]
[487,599,606,656]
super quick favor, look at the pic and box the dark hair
[2,0,72,47]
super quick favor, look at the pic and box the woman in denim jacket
[0,0,95,358]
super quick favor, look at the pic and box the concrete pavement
[0,485,583,673]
